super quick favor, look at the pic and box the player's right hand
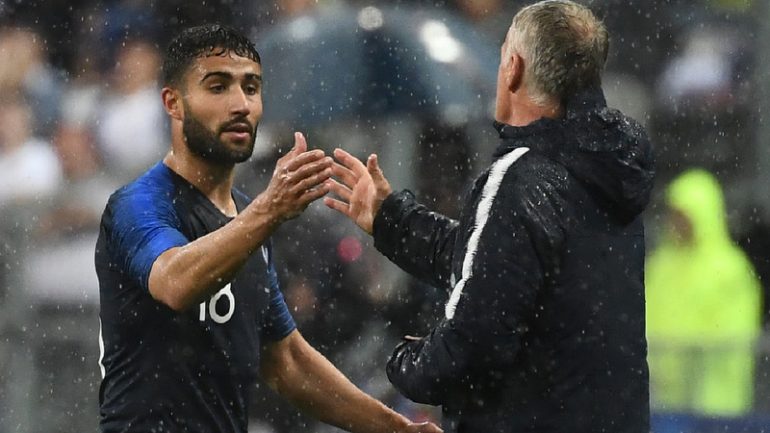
[257,131,332,223]
[324,148,392,235]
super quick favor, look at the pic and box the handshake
[258,131,393,235]
[258,131,440,433]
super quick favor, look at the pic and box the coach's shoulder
[501,148,570,194]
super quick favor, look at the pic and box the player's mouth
[221,122,253,141]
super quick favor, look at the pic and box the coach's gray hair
[507,0,609,106]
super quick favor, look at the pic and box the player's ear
[162,87,183,121]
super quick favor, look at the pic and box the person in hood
[646,169,761,417]
[324,1,654,432]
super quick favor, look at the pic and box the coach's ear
[161,87,183,121]
[508,52,524,93]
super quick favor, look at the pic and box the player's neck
[163,150,238,217]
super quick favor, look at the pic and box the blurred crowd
[0,0,768,432]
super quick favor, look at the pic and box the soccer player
[95,24,441,433]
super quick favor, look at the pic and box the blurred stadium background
[1,0,770,432]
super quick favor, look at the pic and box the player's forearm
[262,332,410,433]
[148,197,280,311]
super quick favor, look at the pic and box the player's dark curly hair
[162,24,260,87]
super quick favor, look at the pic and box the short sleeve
[104,184,189,292]
[260,244,297,341]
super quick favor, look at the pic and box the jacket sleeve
[386,176,564,405]
[372,189,460,290]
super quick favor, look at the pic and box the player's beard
[182,102,257,164]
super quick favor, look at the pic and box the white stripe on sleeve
[445,147,529,319]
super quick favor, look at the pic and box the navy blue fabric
[96,162,296,433]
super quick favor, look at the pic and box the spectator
[646,168,762,416]
[96,38,166,180]
[23,117,120,303]
[657,27,739,110]
[0,25,62,136]
[0,97,62,207]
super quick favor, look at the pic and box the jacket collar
[493,117,560,140]
[493,86,608,142]
[564,86,607,119]
[492,116,561,159]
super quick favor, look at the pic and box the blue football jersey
[95,162,296,433]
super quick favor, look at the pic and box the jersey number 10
[198,283,235,324]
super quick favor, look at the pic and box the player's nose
[229,88,251,116]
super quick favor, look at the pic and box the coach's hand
[402,421,443,433]
[257,132,332,223]
[324,148,392,235]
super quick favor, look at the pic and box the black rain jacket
[375,88,654,433]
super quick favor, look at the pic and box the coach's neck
[495,51,564,127]
[499,87,564,127]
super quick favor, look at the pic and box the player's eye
[209,84,226,93]
[244,85,259,95]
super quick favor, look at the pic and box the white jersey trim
[98,318,106,378]
[445,147,530,319]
